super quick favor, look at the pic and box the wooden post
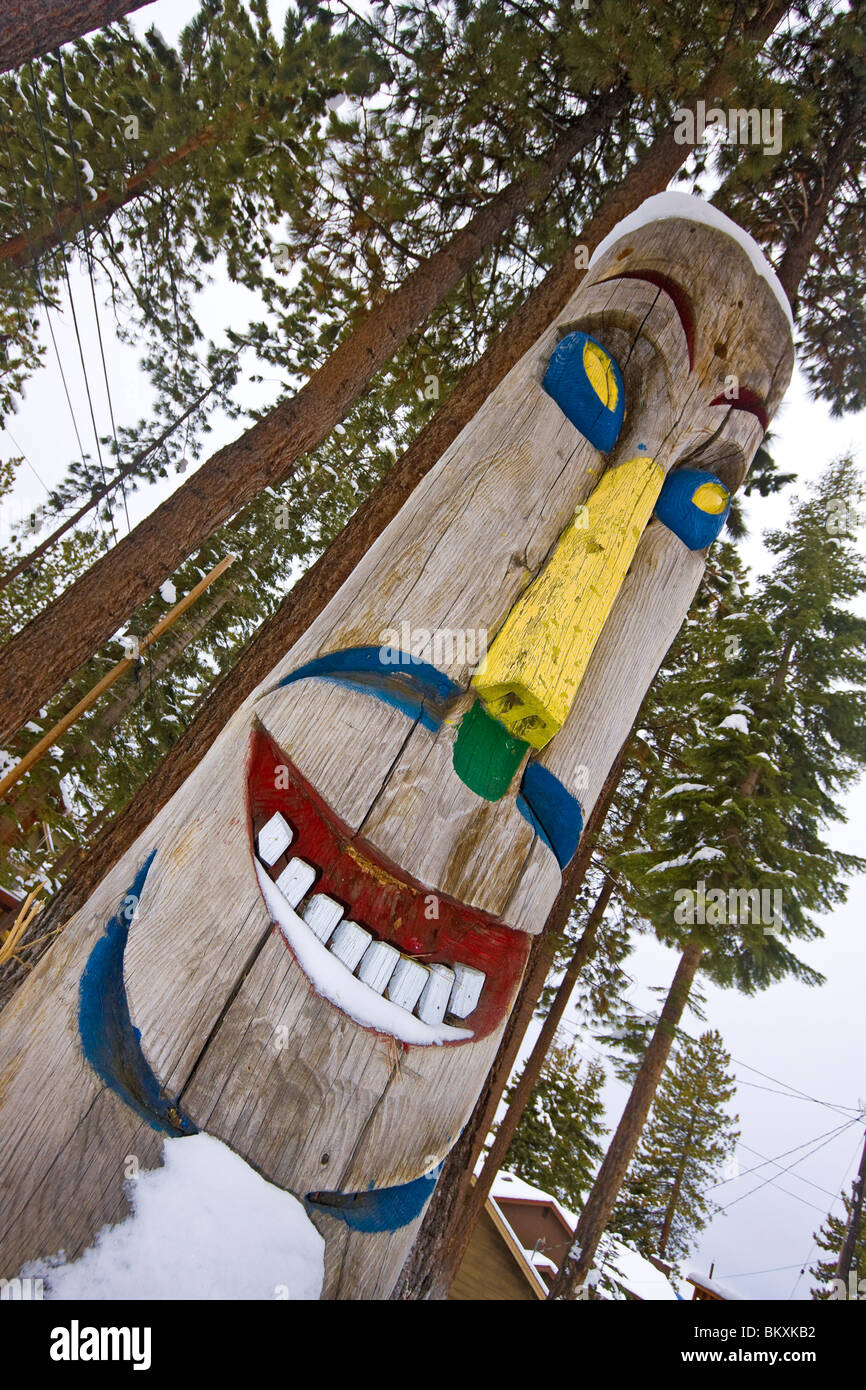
[0,555,237,800]
[0,196,793,1299]
[836,1130,866,1288]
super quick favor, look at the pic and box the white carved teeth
[357,940,401,995]
[328,919,372,971]
[417,963,455,1026]
[275,856,316,907]
[448,963,486,1019]
[256,837,487,1025]
[302,893,343,944]
[257,812,293,866]
[386,956,429,1012]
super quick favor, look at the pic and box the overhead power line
[54,47,130,533]
[26,59,117,544]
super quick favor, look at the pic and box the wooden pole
[0,554,236,801]
[0,206,794,1301]
[548,942,704,1298]
[0,886,43,967]
[836,1129,866,1287]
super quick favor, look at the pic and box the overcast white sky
[2,0,864,1302]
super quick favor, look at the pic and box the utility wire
[717,1118,861,1215]
[53,48,131,533]
[614,994,861,1118]
[787,1130,866,1300]
[2,424,49,494]
[26,60,118,544]
[0,118,91,494]
[734,1135,858,1201]
[718,1261,811,1279]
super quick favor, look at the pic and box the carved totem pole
[0,195,794,1299]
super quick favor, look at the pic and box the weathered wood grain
[0,212,794,1298]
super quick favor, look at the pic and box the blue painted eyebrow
[78,851,197,1136]
[271,647,583,867]
[271,645,461,730]
[305,1163,443,1232]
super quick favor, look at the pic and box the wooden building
[450,1172,680,1301]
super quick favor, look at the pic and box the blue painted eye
[654,469,731,550]
[520,760,583,869]
[542,331,625,452]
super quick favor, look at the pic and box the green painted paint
[452,699,529,801]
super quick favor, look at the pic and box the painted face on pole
[1,196,794,1298]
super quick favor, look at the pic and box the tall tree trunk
[390,742,630,1300]
[0,89,628,746]
[0,0,154,75]
[658,1111,697,1258]
[473,874,615,1191]
[548,941,704,1297]
[775,88,865,307]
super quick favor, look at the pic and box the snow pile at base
[589,191,793,327]
[23,1133,324,1300]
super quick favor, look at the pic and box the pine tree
[711,2,866,410]
[551,456,866,1297]
[501,1043,607,1212]
[612,1030,739,1262]
[810,1181,866,1299]
[625,459,866,994]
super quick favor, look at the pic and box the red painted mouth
[247,726,530,1045]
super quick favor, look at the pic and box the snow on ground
[22,1133,324,1300]
[589,191,793,326]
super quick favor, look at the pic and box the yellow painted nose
[473,456,664,749]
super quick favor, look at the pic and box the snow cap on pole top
[589,191,793,327]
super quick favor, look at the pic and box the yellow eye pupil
[692,481,729,514]
[582,341,619,411]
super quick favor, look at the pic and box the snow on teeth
[386,956,429,1013]
[449,963,486,1019]
[329,920,372,971]
[275,856,316,907]
[254,859,470,1045]
[302,893,343,944]
[254,846,487,1024]
[418,963,455,1026]
[357,940,401,994]
[257,811,294,866]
